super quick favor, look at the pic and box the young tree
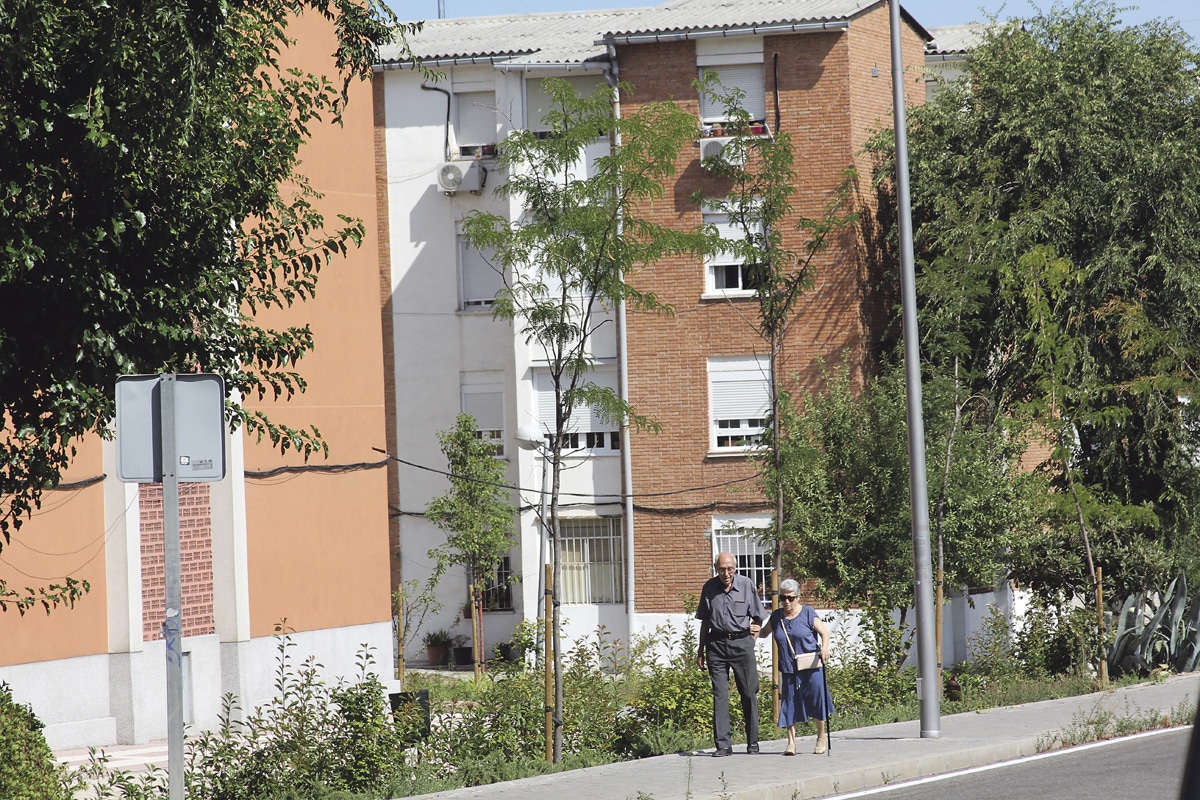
[461,78,711,760]
[425,414,517,681]
[0,0,416,611]
[890,1,1200,598]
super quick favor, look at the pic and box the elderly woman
[757,578,833,755]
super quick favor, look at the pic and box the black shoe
[746,743,760,754]
[712,747,733,757]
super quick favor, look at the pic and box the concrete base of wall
[2,621,392,751]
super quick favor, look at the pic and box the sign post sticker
[115,373,227,483]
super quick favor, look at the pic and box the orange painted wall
[239,10,391,637]
[0,437,109,665]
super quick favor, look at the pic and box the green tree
[461,77,711,760]
[883,0,1200,598]
[768,363,1041,667]
[0,0,416,611]
[425,414,517,679]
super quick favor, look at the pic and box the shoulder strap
[780,614,797,659]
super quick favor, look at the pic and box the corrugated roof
[604,0,875,38]
[377,0,932,67]
[926,23,985,55]
[377,9,640,66]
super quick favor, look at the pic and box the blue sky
[401,0,1200,44]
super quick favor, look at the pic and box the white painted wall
[4,622,390,750]
[381,62,625,662]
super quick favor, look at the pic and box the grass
[765,671,1121,740]
[1036,695,1197,751]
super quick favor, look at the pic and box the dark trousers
[706,636,759,750]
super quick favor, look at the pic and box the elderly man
[696,551,766,756]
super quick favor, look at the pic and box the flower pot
[453,645,474,670]
[425,644,449,667]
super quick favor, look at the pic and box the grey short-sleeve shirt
[696,573,766,632]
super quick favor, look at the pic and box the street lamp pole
[888,0,940,737]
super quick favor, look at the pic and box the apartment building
[925,24,984,100]
[0,11,393,749]
[375,0,930,658]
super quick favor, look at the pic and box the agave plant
[1107,573,1200,678]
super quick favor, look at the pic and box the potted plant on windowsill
[423,629,453,667]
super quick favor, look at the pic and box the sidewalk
[56,673,1199,799]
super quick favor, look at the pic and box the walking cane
[821,655,832,756]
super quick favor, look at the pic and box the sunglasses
[779,595,797,602]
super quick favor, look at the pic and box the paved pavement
[56,673,1200,799]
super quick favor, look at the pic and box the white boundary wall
[2,622,391,751]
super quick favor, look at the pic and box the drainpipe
[606,50,637,642]
[420,82,452,162]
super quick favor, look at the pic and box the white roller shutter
[460,240,503,307]
[462,390,503,431]
[704,211,745,266]
[698,65,766,123]
[709,357,770,421]
[456,91,496,146]
[535,367,617,432]
[526,76,605,132]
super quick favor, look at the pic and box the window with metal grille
[711,524,774,602]
[559,517,624,604]
[477,556,514,611]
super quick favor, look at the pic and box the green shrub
[1017,596,1100,677]
[623,622,710,738]
[964,603,1021,683]
[178,631,408,800]
[0,682,69,800]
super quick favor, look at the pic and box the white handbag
[793,651,823,671]
[782,614,823,672]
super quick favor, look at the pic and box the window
[712,519,774,602]
[455,91,497,157]
[698,64,766,126]
[462,387,504,457]
[475,556,514,611]
[526,75,605,134]
[560,517,624,604]
[708,356,770,451]
[460,236,503,309]
[533,368,620,454]
[704,209,764,295]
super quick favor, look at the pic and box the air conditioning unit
[699,136,747,169]
[436,160,487,194]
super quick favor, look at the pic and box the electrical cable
[372,447,759,500]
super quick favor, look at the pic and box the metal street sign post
[116,373,225,800]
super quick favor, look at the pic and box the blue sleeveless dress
[771,605,834,726]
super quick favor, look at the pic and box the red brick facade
[618,8,924,613]
[139,482,216,641]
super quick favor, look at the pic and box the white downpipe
[607,50,637,641]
